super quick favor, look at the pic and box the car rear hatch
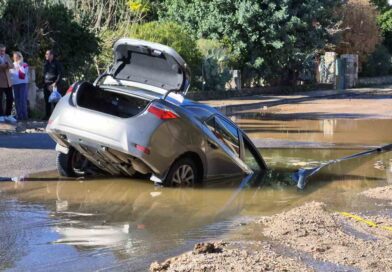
[101,38,191,97]
[74,82,152,119]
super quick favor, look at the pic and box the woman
[10,51,29,121]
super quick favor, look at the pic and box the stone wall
[27,68,46,115]
[357,76,392,86]
[341,54,358,88]
[319,52,337,85]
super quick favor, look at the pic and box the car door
[204,114,267,179]
[240,133,268,172]
[204,115,245,178]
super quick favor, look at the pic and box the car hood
[108,38,191,96]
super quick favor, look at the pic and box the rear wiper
[293,143,392,190]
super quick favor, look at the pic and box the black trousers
[44,83,57,119]
[0,87,13,116]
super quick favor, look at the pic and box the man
[0,44,15,123]
[43,50,62,120]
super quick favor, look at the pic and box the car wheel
[164,157,200,187]
[57,147,89,177]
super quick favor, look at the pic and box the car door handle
[207,140,218,149]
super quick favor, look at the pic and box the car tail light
[135,144,150,155]
[147,104,178,120]
[66,83,75,95]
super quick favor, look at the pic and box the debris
[193,242,224,254]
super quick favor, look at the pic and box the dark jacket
[43,60,62,84]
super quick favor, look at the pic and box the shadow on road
[0,133,55,150]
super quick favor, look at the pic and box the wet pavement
[1,117,392,271]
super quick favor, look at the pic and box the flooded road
[1,118,392,271]
[235,117,392,148]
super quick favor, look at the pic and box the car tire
[56,148,88,177]
[164,157,200,187]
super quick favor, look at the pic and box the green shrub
[197,39,232,91]
[160,0,342,85]
[96,21,202,85]
[131,21,202,74]
[361,45,392,77]
[0,0,100,84]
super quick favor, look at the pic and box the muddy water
[234,117,392,148]
[1,118,392,271]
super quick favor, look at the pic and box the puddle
[1,118,392,271]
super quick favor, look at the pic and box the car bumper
[47,105,163,176]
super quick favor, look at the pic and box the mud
[0,120,47,134]
[153,201,392,272]
[261,202,392,271]
[261,98,392,119]
[361,185,392,201]
[150,241,313,272]
[2,87,392,271]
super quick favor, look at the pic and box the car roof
[181,99,220,121]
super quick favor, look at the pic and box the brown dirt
[260,202,392,271]
[266,98,392,119]
[150,241,314,272]
[0,121,47,134]
[361,185,392,201]
[152,201,392,272]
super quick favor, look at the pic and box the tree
[160,0,341,85]
[131,21,202,73]
[371,0,390,11]
[197,39,232,91]
[95,21,202,79]
[0,0,100,83]
[361,45,392,76]
[60,0,161,32]
[334,0,382,64]
[378,9,392,50]
[62,0,162,75]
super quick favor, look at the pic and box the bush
[335,0,382,65]
[131,21,202,74]
[197,39,232,91]
[96,21,202,85]
[361,45,392,76]
[0,0,100,84]
[160,0,342,85]
[378,9,392,53]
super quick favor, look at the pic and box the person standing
[10,51,29,121]
[43,50,62,120]
[0,44,15,123]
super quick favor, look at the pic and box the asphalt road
[0,133,57,178]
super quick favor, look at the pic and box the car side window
[206,116,240,156]
[243,138,261,171]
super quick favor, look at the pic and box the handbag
[48,86,62,103]
[18,63,28,80]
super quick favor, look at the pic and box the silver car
[46,38,267,186]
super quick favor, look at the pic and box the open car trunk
[75,83,151,118]
[95,38,191,98]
